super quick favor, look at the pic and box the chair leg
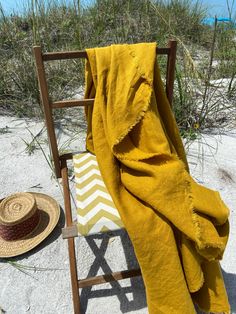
[61,159,81,314]
[68,237,81,314]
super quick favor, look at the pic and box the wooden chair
[33,40,177,314]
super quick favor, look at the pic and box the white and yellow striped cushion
[73,152,124,236]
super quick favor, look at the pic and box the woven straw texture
[0,192,60,258]
[0,192,36,225]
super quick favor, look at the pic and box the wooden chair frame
[33,40,177,314]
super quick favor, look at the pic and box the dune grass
[0,0,235,134]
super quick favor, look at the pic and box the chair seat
[73,152,124,236]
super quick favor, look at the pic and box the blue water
[0,0,235,18]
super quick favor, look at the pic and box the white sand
[0,115,235,314]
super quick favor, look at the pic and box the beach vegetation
[0,0,235,136]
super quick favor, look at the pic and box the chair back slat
[42,50,88,61]
[41,47,171,62]
[51,99,94,109]
[33,40,177,178]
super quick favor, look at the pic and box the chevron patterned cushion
[73,152,124,236]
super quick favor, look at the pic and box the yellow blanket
[85,43,230,313]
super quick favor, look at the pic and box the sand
[0,115,235,314]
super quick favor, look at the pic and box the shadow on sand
[79,229,147,314]
[222,268,236,313]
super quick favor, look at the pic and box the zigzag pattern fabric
[73,152,124,236]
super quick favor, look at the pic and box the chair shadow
[222,268,236,312]
[79,229,147,314]
[0,206,65,263]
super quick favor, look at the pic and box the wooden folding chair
[33,40,177,314]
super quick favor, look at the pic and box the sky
[203,0,235,17]
[0,0,91,15]
[0,0,235,18]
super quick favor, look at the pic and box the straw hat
[0,192,60,258]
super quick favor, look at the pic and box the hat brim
[0,192,60,258]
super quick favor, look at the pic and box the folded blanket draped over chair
[84,43,230,313]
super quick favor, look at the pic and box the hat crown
[0,193,36,226]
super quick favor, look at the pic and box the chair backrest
[33,40,177,179]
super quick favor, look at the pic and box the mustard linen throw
[85,43,230,313]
